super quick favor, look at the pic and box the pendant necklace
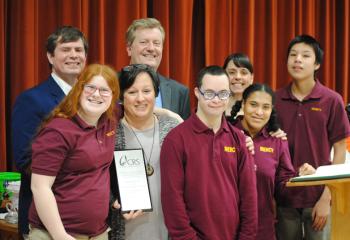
[124,116,156,176]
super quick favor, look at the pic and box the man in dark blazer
[11,26,88,238]
[125,18,191,119]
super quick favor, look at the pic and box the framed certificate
[113,149,152,213]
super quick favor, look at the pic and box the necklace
[123,116,156,176]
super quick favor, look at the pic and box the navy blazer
[11,75,65,234]
[158,74,191,120]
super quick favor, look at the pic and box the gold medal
[146,163,154,176]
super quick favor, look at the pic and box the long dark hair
[227,83,280,132]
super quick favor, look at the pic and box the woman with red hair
[28,64,120,240]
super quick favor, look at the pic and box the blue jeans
[276,207,331,240]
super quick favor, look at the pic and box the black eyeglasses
[198,88,231,100]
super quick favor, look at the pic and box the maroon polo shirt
[160,113,258,240]
[275,80,350,208]
[234,120,295,240]
[29,114,116,236]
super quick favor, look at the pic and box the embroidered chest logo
[224,146,236,153]
[260,146,274,153]
[106,130,115,137]
[311,107,322,112]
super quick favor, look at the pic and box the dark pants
[276,207,331,240]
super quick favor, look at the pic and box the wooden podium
[287,178,350,240]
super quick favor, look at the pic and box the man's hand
[312,198,330,231]
[298,163,316,176]
[154,107,183,123]
[269,128,287,140]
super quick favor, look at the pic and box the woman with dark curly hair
[223,53,287,140]
[227,83,314,240]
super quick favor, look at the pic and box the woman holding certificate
[109,64,180,240]
[227,83,314,240]
[29,64,120,239]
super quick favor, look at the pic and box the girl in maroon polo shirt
[227,83,314,240]
[29,64,120,240]
[223,53,286,141]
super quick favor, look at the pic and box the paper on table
[290,163,350,182]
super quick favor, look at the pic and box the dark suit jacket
[158,74,191,119]
[11,76,65,234]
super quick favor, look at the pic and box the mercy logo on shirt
[106,130,116,137]
[224,146,236,153]
[311,107,322,112]
[260,146,274,153]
